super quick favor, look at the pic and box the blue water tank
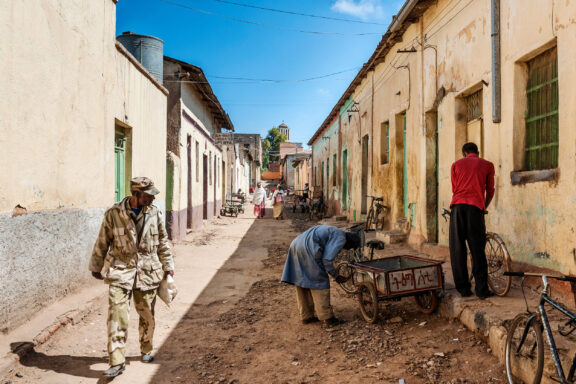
[117,31,164,84]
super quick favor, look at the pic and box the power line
[158,0,383,36]
[202,0,388,26]
[209,67,361,83]
[164,67,360,84]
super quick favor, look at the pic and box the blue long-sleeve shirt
[281,225,346,289]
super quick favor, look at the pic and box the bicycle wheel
[335,263,358,294]
[358,283,379,323]
[505,313,544,384]
[414,291,439,315]
[366,209,375,231]
[486,233,512,296]
[314,203,323,219]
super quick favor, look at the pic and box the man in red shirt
[450,142,495,299]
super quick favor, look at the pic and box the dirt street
[2,208,506,384]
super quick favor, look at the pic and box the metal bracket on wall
[347,102,360,113]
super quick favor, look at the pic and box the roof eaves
[307,0,429,146]
[164,56,235,132]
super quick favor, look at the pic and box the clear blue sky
[116,0,404,146]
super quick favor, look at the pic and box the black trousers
[449,204,490,296]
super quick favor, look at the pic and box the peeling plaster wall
[0,209,104,332]
[314,0,576,273]
[312,118,340,216]
[369,21,421,229]
[430,0,576,272]
[164,60,224,241]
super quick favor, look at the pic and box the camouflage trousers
[108,285,157,366]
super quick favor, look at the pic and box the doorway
[187,135,193,228]
[425,112,439,242]
[213,156,217,216]
[403,115,408,218]
[395,113,407,219]
[361,135,369,214]
[342,149,348,211]
[114,121,131,202]
[203,155,208,220]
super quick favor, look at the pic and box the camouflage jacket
[89,197,174,290]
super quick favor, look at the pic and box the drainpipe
[491,0,501,123]
[370,70,375,194]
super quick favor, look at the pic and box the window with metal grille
[466,90,482,122]
[525,47,558,170]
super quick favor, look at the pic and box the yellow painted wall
[0,0,168,331]
[315,0,576,273]
[0,0,167,213]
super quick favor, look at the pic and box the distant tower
[278,122,290,141]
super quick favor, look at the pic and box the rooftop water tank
[117,31,164,84]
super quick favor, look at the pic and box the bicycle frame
[365,195,388,231]
[535,277,576,383]
[509,273,576,383]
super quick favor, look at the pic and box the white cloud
[317,88,331,97]
[331,0,385,20]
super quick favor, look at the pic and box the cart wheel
[358,283,379,323]
[414,291,439,315]
[335,263,358,294]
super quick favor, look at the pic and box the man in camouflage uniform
[89,177,174,378]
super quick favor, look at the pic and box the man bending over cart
[281,225,360,326]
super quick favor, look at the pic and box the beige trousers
[295,286,333,321]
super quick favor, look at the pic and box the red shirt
[450,154,495,211]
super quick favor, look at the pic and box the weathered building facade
[292,152,312,194]
[214,133,261,200]
[0,0,168,331]
[279,142,309,191]
[163,57,233,240]
[310,0,576,274]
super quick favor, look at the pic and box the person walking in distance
[89,177,175,377]
[450,143,495,299]
[252,182,267,219]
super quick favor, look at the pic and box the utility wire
[164,67,359,84]
[159,0,383,36]
[202,0,388,26]
[208,67,361,83]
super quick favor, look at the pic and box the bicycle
[441,208,512,296]
[504,271,576,384]
[334,222,385,294]
[308,191,327,220]
[365,195,389,231]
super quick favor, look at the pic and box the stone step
[375,229,408,245]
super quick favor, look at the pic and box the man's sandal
[103,363,125,377]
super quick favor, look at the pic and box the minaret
[278,122,290,141]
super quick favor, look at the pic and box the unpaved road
[2,209,506,384]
